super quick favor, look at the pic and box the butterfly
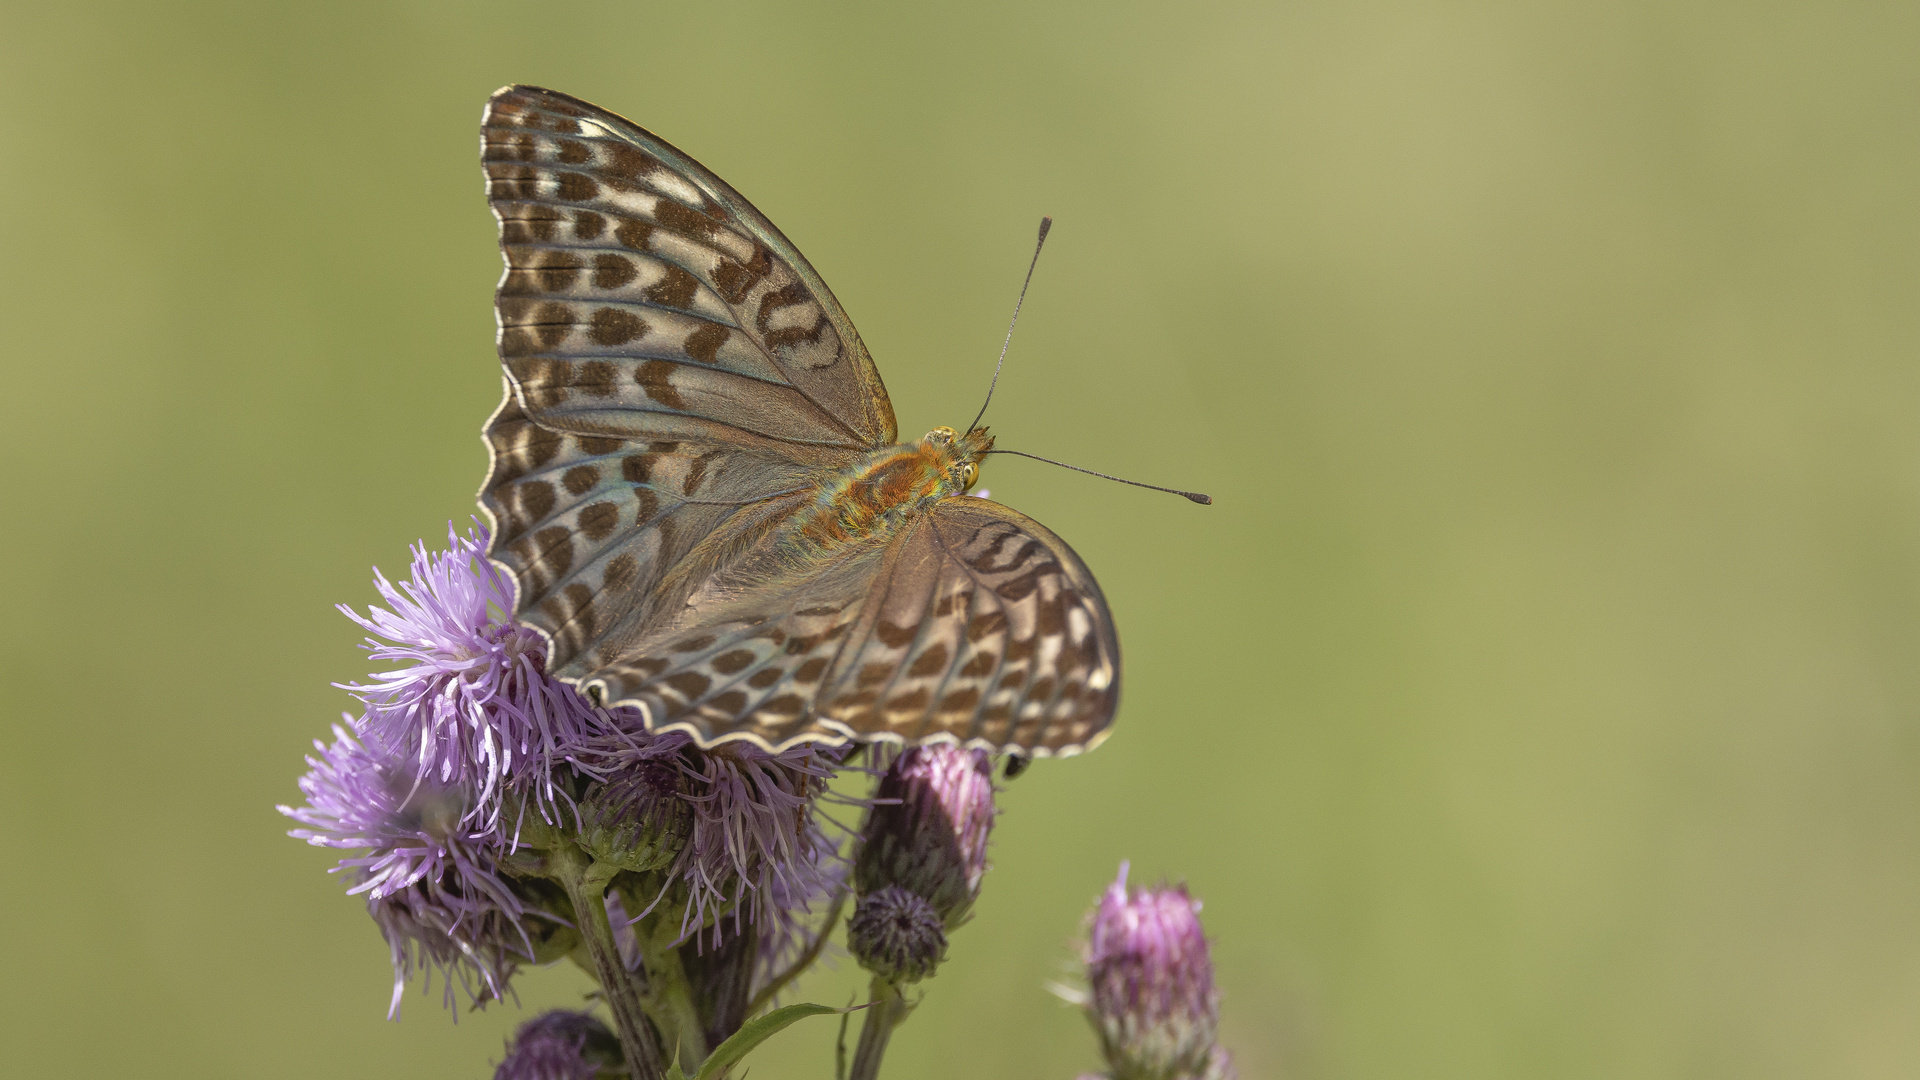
[478,85,1120,758]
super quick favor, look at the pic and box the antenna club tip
[1037,216,1052,240]
[1185,492,1214,505]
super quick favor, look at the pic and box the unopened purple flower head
[854,744,997,926]
[1082,863,1227,1080]
[494,1010,622,1080]
[577,758,693,873]
[280,725,536,1016]
[847,883,947,984]
[338,521,603,828]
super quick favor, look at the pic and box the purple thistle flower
[854,744,997,926]
[338,521,603,828]
[1080,863,1231,1080]
[280,724,540,1016]
[580,720,848,950]
[494,1010,622,1080]
[684,741,847,954]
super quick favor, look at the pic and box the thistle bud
[853,745,997,926]
[494,1009,623,1080]
[847,884,948,984]
[576,760,692,873]
[1082,864,1232,1080]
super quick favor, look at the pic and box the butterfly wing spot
[588,308,646,347]
[561,465,601,496]
[711,649,756,674]
[556,172,600,202]
[591,253,637,289]
[577,501,620,541]
[684,324,730,364]
[664,671,710,698]
[646,265,701,309]
[907,643,948,677]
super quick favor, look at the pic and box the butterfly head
[924,425,995,494]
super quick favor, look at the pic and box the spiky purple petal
[280,724,536,1016]
[580,720,847,950]
[337,522,603,827]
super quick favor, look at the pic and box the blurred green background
[4,1,1919,1076]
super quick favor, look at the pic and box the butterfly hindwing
[818,498,1120,754]
[583,498,1119,756]
[581,543,893,750]
[482,85,896,450]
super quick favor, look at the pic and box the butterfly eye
[959,462,979,489]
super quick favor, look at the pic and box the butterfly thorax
[781,426,994,556]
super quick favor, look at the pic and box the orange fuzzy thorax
[785,426,995,554]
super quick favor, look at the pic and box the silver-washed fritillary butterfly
[478,85,1122,758]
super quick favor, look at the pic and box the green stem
[553,844,667,1080]
[634,923,709,1069]
[847,976,907,1080]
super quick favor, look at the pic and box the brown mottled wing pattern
[595,498,1119,756]
[820,498,1120,755]
[482,389,824,679]
[479,85,898,681]
[483,85,894,447]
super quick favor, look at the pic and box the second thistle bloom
[494,1010,623,1080]
[853,744,998,926]
[1081,864,1233,1080]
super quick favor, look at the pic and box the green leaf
[694,1003,842,1080]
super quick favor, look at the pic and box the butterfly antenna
[968,216,1053,435]
[983,449,1213,504]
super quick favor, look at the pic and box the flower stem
[634,922,709,1069]
[847,975,907,1080]
[553,843,666,1080]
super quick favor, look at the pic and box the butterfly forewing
[482,389,829,678]
[479,85,1121,755]
[482,85,895,448]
